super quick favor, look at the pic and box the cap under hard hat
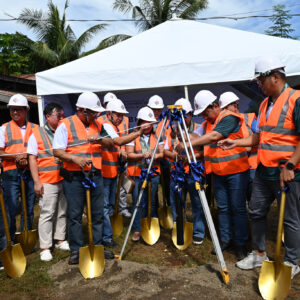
[219,91,239,109]
[76,92,105,113]
[147,95,164,109]
[194,90,217,115]
[137,106,157,122]
[106,99,129,114]
[174,98,193,113]
[103,92,117,104]
[254,56,286,78]
[7,94,29,108]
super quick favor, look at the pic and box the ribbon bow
[171,161,186,207]
[139,167,159,181]
[81,177,97,189]
[168,108,189,129]
[158,109,169,122]
[189,161,205,184]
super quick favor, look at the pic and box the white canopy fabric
[36,18,300,96]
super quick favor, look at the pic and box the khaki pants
[38,182,67,249]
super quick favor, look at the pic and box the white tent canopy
[36,18,300,96]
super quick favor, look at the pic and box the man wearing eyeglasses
[218,56,300,279]
[0,94,37,268]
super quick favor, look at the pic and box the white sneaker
[55,240,70,251]
[120,209,132,218]
[284,261,300,279]
[236,250,269,270]
[40,249,53,262]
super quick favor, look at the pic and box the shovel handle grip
[0,188,11,244]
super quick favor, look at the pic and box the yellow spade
[258,190,292,300]
[0,186,26,278]
[140,181,160,245]
[79,188,105,279]
[15,176,37,255]
[110,173,124,238]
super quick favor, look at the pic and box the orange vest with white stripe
[32,126,62,183]
[61,115,102,171]
[241,113,258,170]
[258,87,300,169]
[2,120,36,172]
[155,119,170,142]
[127,133,161,177]
[203,110,249,175]
[98,115,129,136]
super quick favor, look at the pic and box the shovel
[158,167,173,230]
[172,186,193,250]
[79,169,105,279]
[15,167,37,255]
[141,181,160,245]
[110,173,124,238]
[258,190,292,300]
[0,185,26,278]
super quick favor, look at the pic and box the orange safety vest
[258,87,300,169]
[241,113,258,170]
[155,119,170,142]
[203,110,249,176]
[32,126,62,183]
[2,120,36,172]
[61,115,102,171]
[127,133,161,177]
[98,115,129,136]
[101,119,120,178]
[167,121,201,173]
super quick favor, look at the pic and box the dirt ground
[1,192,300,299]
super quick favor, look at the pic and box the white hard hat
[7,94,29,108]
[147,95,164,109]
[137,107,156,122]
[76,92,105,112]
[106,99,129,114]
[219,92,239,109]
[254,56,285,78]
[194,90,217,115]
[174,98,193,113]
[103,92,117,104]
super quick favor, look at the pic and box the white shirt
[27,134,38,156]
[0,124,26,148]
[194,125,204,137]
[52,122,118,150]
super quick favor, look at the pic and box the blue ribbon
[139,167,159,181]
[81,177,97,189]
[171,161,186,207]
[158,109,169,122]
[189,161,205,184]
[17,169,28,183]
[277,185,290,194]
[168,108,189,129]
[119,160,126,173]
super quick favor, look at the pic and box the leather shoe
[211,240,233,255]
[103,240,120,249]
[104,249,115,259]
[68,251,79,265]
[235,245,248,261]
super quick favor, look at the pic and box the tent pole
[184,86,189,101]
[37,96,44,126]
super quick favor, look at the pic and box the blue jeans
[169,176,205,239]
[102,176,118,243]
[2,172,35,240]
[0,202,7,251]
[63,173,104,251]
[213,170,249,246]
[131,175,160,233]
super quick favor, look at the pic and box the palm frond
[179,0,208,19]
[31,41,58,66]
[113,0,134,14]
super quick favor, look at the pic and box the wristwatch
[285,162,295,170]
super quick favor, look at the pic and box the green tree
[17,0,107,68]
[113,0,208,31]
[265,4,297,39]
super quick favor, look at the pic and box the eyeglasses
[10,107,26,112]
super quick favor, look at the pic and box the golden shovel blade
[158,206,174,230]
[79,245,105,279]
[258,260,292,300]
[0,244,26,278]
[15,229,38,255]
[140,217,160,245]
[110,213,123,238]
[172,222,193,250]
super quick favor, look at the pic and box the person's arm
[28,155,44,197]
[164,149,176,160]
[154,144,164,160]
[53,149,89,169]
[126,145,151,162]
[218,133,260,149]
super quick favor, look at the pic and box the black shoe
[235,245,248,261]
[104,249,115,259]
[193,237,204,245]
[68,251,79,265]
[0,260,4,271]
[211,240,233,255]
[103,240,120,249]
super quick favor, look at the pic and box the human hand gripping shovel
[15,164,37,255]
[79,167,104,279]
[0,179,26,278]
[258,187,292,300]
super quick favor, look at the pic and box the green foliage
[113,0,208,31]
[265,4,297,39]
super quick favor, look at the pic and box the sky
[1,0,300,51]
